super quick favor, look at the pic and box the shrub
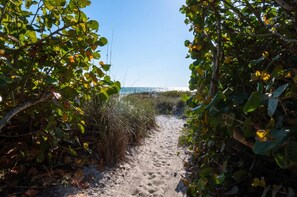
[181,0,297,196]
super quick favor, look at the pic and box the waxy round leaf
[268,98,278,117]
[98,37,108,46]
[243,91,261,113]
[252,129,287,155]
[267,84,288,117]
[88,20,99,30]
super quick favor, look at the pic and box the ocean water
[120,87,189,95]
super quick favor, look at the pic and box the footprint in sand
[47,116,187,197]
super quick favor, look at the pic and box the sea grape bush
[181,0,297,195]
[0,0,120,162]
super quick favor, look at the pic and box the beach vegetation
[181,0,297,196]
[124,90,191,117]
[0,0,154,195]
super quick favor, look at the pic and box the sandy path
[39,116,187,197]
[92,115,187,197]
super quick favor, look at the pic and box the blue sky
[85,0,192,87]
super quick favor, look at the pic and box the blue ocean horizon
[120,87,189,95]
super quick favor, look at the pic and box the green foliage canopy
[0,0,120,130]
[0,0,120,164]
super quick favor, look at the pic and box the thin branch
[30,0,43,26]
[223,0,256,29]
[208,0,222,97]
[274,0,296,11]
[16,25,70,51]
[233,129,254,148]
[0,0,9,25]
[249,32,297,43]
[0,93,51,132]
[243,0,266,28]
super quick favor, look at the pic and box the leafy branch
[0,93,51,132]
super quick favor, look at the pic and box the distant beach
[120,87,190,95]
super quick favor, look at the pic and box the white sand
[92,115,187,197]
[39,116,187,197]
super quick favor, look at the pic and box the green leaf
[92,52,101,59]
[250,56,265,65]
[241,118,253,137]
[192,104,205,113]
[257,82,264,92]
[107,86,119,95]
[77,123,85,134]
[274,152,288,169]
[199,167,213,177]
[104,75,111,82]
[99,90,109,101]
[68,147,78,156]
[113,81,121,92]
[214,174,225,185]
[77,0,91,8]
[26,30,37,42]
[61,86,78,98]
[268,84,288,117]
[272,83,288,97]
[102,64,111,71]
[88,20,99,30]
[268,98,278,117]
[98,37,108,46]
[205,91,225,110]
[252,129,287,155]
[243,91,261,113]
[94,67,104,77]
[287,142,297,162]
[0,76,13,86]
[232,170,248,182]
[44,76,58,85]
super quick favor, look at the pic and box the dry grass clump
[83,95,156,165]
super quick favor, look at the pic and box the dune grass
[124,90,191,117]
[83,90,190,165]
[83,95,156,165]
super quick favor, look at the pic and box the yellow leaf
[83,142,89,150]
[83,83,90,89]
[261,73,270,81]
[224,56,232,64]
[285,72,292,78]
[252,177,266,187]
[192,45,202,50]
[262,51,269,58]
[99,61,104,66]
[194,26,202,33]
[202,1,208,6]
[256,129,269,142]
[255,71,261,77]
[196,67,204,76]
